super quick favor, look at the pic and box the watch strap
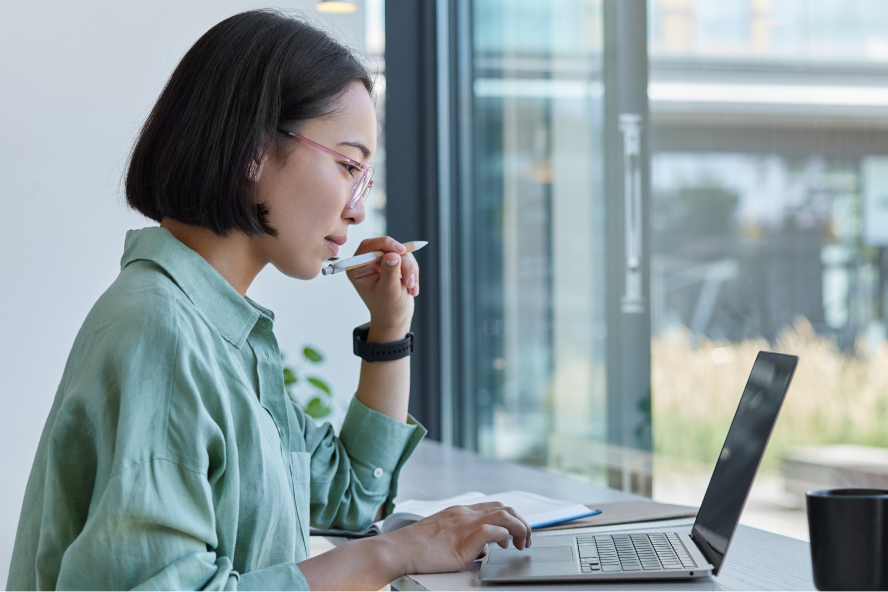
[353,322,414,362]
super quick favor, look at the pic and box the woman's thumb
[381,253,402,291]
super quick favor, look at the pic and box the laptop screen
[691,351,797,575]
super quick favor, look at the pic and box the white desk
[385,440,815,591]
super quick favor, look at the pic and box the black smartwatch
[353,322,414,362]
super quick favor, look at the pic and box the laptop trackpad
[488,546,574,564]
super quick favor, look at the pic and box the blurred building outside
[645,0,888,542]
[453,0,888,543]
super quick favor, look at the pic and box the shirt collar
[120,227,268,348]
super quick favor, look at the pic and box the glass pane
[649,0,888,541]
[471,0,608,481]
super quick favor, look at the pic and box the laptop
[480,350,798,583]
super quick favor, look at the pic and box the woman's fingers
[400,253,419,296]
[353,236,406,256]
[379,252,403,297]
[464,501,507,511]
[347,263,380,281]
[499,505,532,549]
[454,502,531,548]
[464,523,512,554]
[472,507,530,550]
[463,502,531,549]
[345,236,420,296]
[348,252,418,284]
[476,543,490,560]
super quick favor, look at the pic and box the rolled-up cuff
[338,397,427,511]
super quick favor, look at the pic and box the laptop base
[480,531,714,583]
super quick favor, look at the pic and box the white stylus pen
[321,241,428,276]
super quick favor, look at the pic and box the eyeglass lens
[349,167,374,208]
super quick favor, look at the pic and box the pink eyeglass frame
[284,131,374,209]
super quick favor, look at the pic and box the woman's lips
[324,238,340,256]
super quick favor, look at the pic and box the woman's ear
[247,158,261,183]
[251,131,281,184]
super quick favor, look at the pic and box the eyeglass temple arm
[286,131,367,169]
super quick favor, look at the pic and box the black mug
[806,488,888,591]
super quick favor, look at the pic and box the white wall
[0,1,378,584]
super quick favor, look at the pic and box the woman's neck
[160,218,266,297]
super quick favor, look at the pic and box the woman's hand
[347,236,419,341]
[298,502,531,590]
[381,502,532,576]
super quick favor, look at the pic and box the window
[385,0,888,541]
[649,0,888,539]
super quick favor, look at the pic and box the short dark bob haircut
[126,9,373,237]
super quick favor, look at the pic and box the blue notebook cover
[531,509,602,529]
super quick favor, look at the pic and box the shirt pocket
[289,451,312,555]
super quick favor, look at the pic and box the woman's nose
[343,197,366,225]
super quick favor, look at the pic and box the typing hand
[347,236,418,342]
[382,502,532,575]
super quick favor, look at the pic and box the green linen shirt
[7,227,426,591]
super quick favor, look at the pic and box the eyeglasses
[282,131,374,209]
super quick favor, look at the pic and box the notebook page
[392,491,486,517]
[391,491,595,528]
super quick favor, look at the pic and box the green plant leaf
[304,397,331,419]
[303,347,324,363]
[282,367,298,386]
[307,376,331,395]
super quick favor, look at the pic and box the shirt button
[373,467,384,478]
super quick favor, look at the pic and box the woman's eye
[342,163,359,177]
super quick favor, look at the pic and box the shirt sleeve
[300,396,427,531]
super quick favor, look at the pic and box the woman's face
[254,81,377,279]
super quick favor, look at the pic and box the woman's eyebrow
[339,141,371,160]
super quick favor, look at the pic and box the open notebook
[309,491,601,539]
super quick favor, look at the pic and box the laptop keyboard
[576,533,698,573]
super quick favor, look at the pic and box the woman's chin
[269,259,321,281]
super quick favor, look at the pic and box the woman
[8,10,530,591]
